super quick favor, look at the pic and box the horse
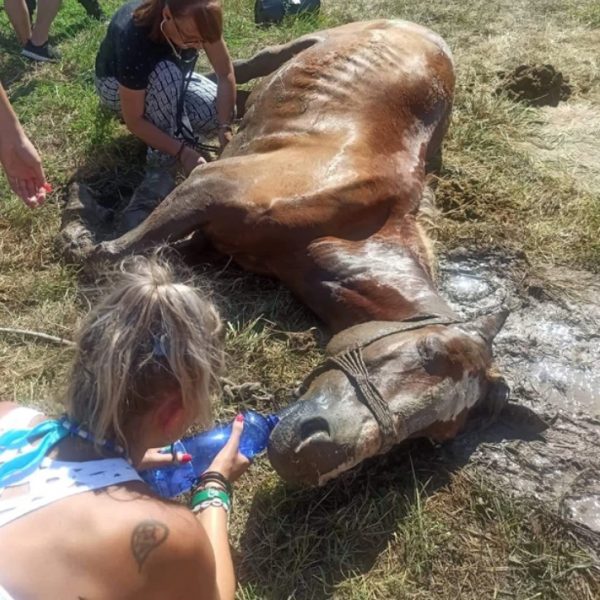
[64,19,508,485]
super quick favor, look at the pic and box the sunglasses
[170,16,203,47]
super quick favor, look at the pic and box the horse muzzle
[268,392,383,486]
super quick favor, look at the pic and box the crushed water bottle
[140,410,279,498]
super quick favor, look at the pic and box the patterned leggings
[95,60,218,166]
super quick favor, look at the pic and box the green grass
[1,0,599,597]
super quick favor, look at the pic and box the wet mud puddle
[438,250,600,533]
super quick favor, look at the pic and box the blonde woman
[0,255,250,599]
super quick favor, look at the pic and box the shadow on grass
[235,410,547,599]
[235,441,445,599]
[0,29,27,85]
[71,103,146,202]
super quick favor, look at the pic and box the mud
[437,249,600,534]
[496,64,572,107]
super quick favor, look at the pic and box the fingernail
[235,413,244,422]
[181,453,192,463]
[42,183,53,193]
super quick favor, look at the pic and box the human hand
[204,414,251,484]
[0,126,48,208]
[218,128,233,150]
[138,444,193,470]
[179,146,206,176]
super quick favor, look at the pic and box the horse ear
[417,334,451,374]
[464,309,509,344]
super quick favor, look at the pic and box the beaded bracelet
[190,487,231,514]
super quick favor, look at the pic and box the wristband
[190,487,231,513]
[216,121,233,132]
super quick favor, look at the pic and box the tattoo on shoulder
[131,519,169,572]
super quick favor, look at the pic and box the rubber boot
[118,168,176,233]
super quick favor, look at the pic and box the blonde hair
[65,253,223,450]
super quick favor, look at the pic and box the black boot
[119,168,176,233]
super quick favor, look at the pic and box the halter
[299,315,460,450]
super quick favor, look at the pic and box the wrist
[0,122,23,149]
[174,141,186,161]
[216,120,233,132]
[190,486,232,515]
[196,470,233,497]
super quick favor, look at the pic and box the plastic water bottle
[140,410,279,498]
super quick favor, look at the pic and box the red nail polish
[235,414,244,422]
[181,453,192,463]
[42,183,53,193]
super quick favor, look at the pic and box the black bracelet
[198,471,233,497]
[190,479,231,503]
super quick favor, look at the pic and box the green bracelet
[190,487,231,513]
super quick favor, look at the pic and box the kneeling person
[95,0,236,177]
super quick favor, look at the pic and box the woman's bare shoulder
[101,495,218,599]
[0,401,22,419]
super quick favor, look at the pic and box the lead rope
[329,347,395,444]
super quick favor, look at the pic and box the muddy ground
[438,249,600,536]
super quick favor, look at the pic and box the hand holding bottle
[140,409,278,497]
[139,446,193,470]
[206,414,251,484]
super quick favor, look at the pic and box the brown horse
[75,20,508,485]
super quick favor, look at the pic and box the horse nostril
[299,416,330,441]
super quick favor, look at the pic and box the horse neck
[285,227,457,333]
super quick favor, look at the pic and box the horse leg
[231,36,322,84]
[205,35,323,86]
[94,168,240,259]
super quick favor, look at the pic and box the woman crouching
[95,0,235,176]
[0,255,249,599]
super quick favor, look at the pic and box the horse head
[268,310,508,485]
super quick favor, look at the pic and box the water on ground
[438,249,600,533]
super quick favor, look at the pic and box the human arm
[203,38,236,150]
[193,415,250,600]
[135,416,249,599]
[0,82,48,207]
[118,85,205,175]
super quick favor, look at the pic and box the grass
[1,0,599,597]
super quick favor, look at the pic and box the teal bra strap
[0,419,68,488]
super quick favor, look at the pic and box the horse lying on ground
[63,20,508,486]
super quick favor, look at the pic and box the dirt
[437,249,600,535]
[496,64,572,107]
[522,101,600,196]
